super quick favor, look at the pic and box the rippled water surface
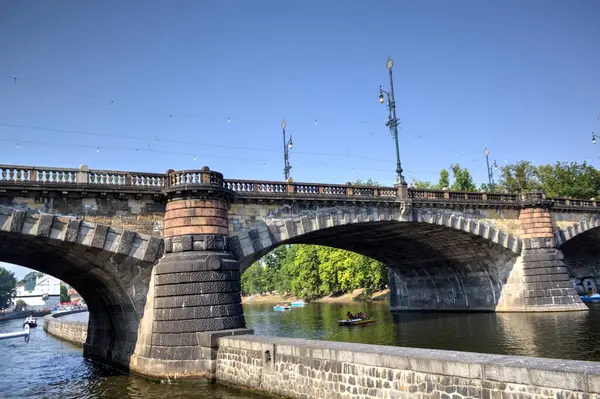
[2,302,600,398]
[246,301,600,361]
[0,317,264,399]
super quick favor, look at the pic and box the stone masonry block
[90,224,109,249]
[35,213,55,238]
[9,210,26,232]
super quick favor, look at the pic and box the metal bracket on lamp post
[484,148,498,187]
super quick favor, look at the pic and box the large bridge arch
[555,217,600,296]
[0,207,163,367]
[555,216,600,248]
[230,206,522,311]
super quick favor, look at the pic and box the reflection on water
[3,302,600,398]
[245,301,600,362]
[0,317,265,399]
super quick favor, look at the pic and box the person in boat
[347,311,355,320]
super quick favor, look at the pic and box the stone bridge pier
[496,198,586,311]
[129,168,253,379]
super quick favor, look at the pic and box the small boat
[338,318,376,326]
[581,293,600,302]
[273,305,291,311]
[23,316,38,328]
[291,301,306,307]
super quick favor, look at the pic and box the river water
[2,302,600,398]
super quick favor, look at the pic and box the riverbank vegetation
[241,245,388,300]
[413,160,600,198]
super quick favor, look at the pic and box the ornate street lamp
[281,120,293,180]
[484,147,498,186]
[379,57,406,186]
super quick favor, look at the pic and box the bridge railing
[224,179,399,198]
[408,188,520,203]
[0,164,598,209]
[0,165,166,189]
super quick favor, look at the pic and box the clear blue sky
[0,1,599,276]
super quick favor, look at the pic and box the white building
[15,274,62,310]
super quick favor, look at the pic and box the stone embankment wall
[217,335,600,399]
[43,311,88,346]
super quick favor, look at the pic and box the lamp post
[281,120,293,180]
[484,148,498,187]
[379,57,407,186]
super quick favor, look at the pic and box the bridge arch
[230,206,522,311]
[0,207,163,367]
[555,216,600,248]
[555,216,600,296]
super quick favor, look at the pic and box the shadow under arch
[555,216,600,249]
[0,207,163,369]
[237,219,521,312]
[557,218,600,296]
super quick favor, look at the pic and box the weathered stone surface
[216,335,600,399]
[154,281,241,297]
[153,303,243,321]
[155,271,239,285]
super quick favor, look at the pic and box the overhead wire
[1,72,445,179]
[1,138,417,175]
[0,122,393,163]
[1,72,380,129]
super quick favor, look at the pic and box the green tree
[14,299,27,311]
[290,245,322,298]
[450,164,476,192]
[499,161,541,193]
[537,161,600,199]
[437,169,450,189]
[20,271,44,291]
[0,267,16,310]
[413,180,434,189]
[479,182,498,193]
[353,178,382,187]
[60,285,71,302]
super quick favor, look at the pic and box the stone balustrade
[0,164,598,210]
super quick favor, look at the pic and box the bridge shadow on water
[243,301,600,362]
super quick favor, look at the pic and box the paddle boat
[338,317,376,326]
[23,315,38,328]
[273,304,291,311]
[581,293,600,302]
[291,301,306,307]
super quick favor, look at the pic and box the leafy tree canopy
[352,178,382,187]
[241,245,388,299]
[0,267,16,309]
[450,164,476,192]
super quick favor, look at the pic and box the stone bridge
[1,163,600,379]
